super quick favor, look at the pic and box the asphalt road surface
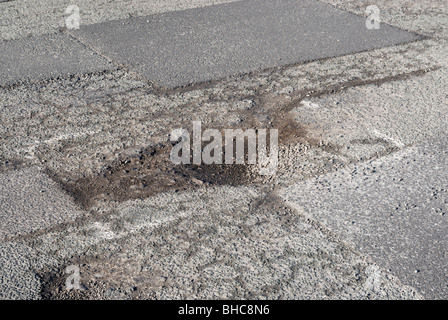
[72,0,421,88]
[0,0,447,300]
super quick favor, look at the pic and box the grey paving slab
[281,135,448,299]
[0,167,83,240]
[0,33,112,86]
[72,0,422,88]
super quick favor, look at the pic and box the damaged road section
[47,143,257,209]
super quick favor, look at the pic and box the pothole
[43,94,312,209]
[47,142,260,209]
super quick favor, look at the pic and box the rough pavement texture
[1,0,422,88]
[320,0,448,39]
[0,167,83,240]
[0,0,447,300]
[0,242,44,299]
[0,0,240,41]
[0,33,112,86]
[281,135,448,299]
[72,0,421,88]
[0,38,440,179]
[29,186,421,300]
[289,68,448,162]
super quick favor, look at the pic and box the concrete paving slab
[0,167,83,240]
[0,33,112,86]
[72,0,422,88]
[281,135,448,299]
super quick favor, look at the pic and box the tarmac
[0,0,447,299]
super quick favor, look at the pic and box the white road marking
[18,129,100,159]
[300,100,320,109]
[371,129,405,148]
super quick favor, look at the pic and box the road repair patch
[72,0,422,88]
[0,34,112,87]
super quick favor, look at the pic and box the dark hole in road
[49,142,258,209]
[46,96,309,209]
